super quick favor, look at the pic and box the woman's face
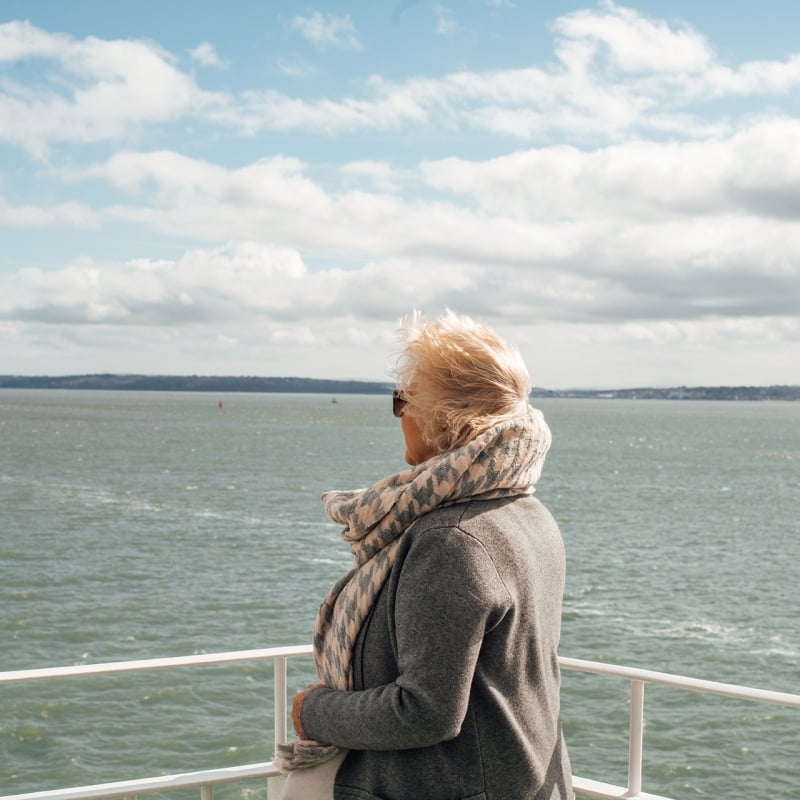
[400,413,437,466]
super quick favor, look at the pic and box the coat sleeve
[299,525,512,751]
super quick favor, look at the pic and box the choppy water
[1,390,798,798]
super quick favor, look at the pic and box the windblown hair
[393,310,532,453]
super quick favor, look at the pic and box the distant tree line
[0,374,798,400]
[535,385,800,401]
[0,374,391,394]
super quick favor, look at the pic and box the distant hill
[0,374,391,394]
[0,374,798,400]
[534,384,800,401]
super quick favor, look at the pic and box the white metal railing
[558,657,800,799]
[2,648,799,800]
[0,646,308,800]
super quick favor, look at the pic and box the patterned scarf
[275,405,551,772]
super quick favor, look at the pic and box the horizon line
[0,373,798,394]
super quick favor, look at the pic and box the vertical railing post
[200,785,213,800]
[627,679,645,797]
[268,656,289,799]
[274,655,288,746]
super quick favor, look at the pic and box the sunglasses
[392,389,408,418]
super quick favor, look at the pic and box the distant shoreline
[0,374,798,401]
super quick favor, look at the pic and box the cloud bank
[1,3,798,387]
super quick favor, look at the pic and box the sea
[1,389,798,799]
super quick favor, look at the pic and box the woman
[277,310,573,800]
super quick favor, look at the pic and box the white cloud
[2,231,798,384]
[290,11,361,51]
[0,198,101,229]
[0,244,484,383]
[4,6,800,156]
[552,1,713,74]
[434,6,457,37]
[0,19,70,61]
[189,42,227,69]
[5,118,795,332]
[340,160,405,193]
[271,325,317,345]
[0,242,308,326]
[274,55,317,78]
[227,84,429,135]
[418,118,800,223]
[0,20,226,156]
[217,13,800,144]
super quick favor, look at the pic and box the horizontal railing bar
[571,775,673,800]
[5,651,798,711]
[0,645,314,684]
[0,762,279,800]
[559,656,800,708]
[2,772,675,800]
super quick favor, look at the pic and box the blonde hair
[393,310,532,453]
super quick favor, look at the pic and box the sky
[1,1,799,389]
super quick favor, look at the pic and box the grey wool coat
[300,494,574,800]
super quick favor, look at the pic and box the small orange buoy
[218,401,224,409]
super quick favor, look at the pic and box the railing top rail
[0,645,314,684]
[4,649,799,711]
[559,656,800,708]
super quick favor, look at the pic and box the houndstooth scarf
[275,405,551,773]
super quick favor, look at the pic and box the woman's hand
[291,683,326,739]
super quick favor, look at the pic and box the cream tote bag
[278,748,349,800]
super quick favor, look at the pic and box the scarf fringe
[274,740,343,775]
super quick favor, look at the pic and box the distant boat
[331,397,337,404]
